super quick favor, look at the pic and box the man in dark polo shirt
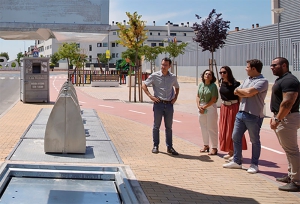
[270,57,300,192]
[142,57,180,155]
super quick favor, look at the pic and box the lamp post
[194,31,199,85]
[272,8,284,57]
[196,42,199,85]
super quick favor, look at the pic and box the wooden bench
[91,75,119,87]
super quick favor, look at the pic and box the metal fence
[176,38,300,72]
[68,69,150,85]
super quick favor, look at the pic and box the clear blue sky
[0,0,271,60]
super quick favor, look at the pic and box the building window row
[149,32,186,36]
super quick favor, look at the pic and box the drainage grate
[0,163,141,204]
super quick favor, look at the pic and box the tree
[97,53,111,72]
[141,45,164,73]
[164,41,188,73]
[121,48,142,65]
[57,42,79,69]
[58,42,80,81]
[16,52,24,66]
[50,52,60,68]
[97,53,110,65]
[117,11,148,102]
[0,52,9,61]
[192,9,230,71]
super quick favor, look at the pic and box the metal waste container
[20,57,50,103]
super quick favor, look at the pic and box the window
[103,43,108,47]
[112,43,116,47]
[159,43,164,47]
[158,33,160,36]
[49,45,52,49]
[89,55,92,62]
[89,45,92,51]
[116,53,119,58]
[113,31,117,35]
[112,53,116,58]
[150,32,152,35]
[184,33,186,36]
[97,43,102,47]
[76,43,80,48]
[170,33,177,36]
[151,43,156,47]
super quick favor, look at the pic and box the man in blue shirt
[223,59,268,174]
[142,57,180,155]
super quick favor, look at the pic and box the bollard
[44,81,86,153]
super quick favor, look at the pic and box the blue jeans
[232,111,263,165]
[152,102,174,148]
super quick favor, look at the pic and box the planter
[126,75,136,87]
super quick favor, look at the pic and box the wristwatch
[273,117,281,123]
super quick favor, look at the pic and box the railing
[69,69,150,85]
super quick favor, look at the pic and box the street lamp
[194,31,199,85]
[272,8,284,57]
[196,42,199,85]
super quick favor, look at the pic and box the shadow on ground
[139,180,260,203]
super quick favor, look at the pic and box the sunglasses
[219,71,227,74]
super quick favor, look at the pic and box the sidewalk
[0,76,299,203]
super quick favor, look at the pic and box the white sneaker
[228,155,243,161]
[247,164,259,174]
[223,161,242,169]
[223,154,232,159]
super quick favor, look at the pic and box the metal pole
[196,43,198,85]
[277,14,281,57]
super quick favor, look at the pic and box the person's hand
[198,106,206,114]
[171,97,177,104]
[151,96,160,103]
[270,118,279,130]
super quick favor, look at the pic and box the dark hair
[220,66,236,84]
[273,57,289,70]
[246,59,263,73]
[201,69,216,84]
[162,57,172,65]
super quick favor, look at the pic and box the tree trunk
[210,52,214,71]
[96,57,103,72]
[134,52,138,102]
[129,66,132,102]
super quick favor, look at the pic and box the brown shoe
[276,175,291,183]
[278,182,300,192]
[200,145,209,153]
[208,148,218,155]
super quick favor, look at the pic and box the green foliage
[0,52,9,61]
[72,53,88,69]
[16,52,24,66]
[50,52,60,66]
[117,12,148,51]
[57,42,80,66]
[141,45,164,63]
[164,41,188,59]
[11,62,16,67]
[97,53,111,64]
[121,48,142,65]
